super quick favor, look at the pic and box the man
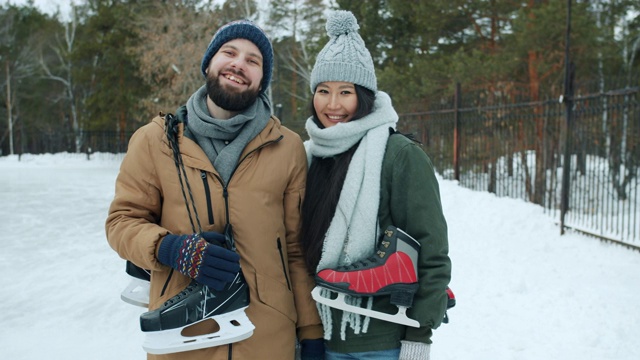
[106,19,323,360]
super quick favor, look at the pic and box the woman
[300,10,452,360]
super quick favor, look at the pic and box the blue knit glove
[300,339,324,360]
[157,232,240,291]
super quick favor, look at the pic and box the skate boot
[311,225,421,327]
[139,271,254,354]
[121,260,150,307]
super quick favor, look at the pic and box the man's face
[205,39,263,111]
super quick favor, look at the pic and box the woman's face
[313,81,358,128]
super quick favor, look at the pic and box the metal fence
[6,129,133,156]
[398,80,639,250]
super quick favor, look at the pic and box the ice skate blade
[142,307,254,354]
[311,286,420,328]
[121,278,150,308]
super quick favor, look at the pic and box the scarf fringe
[318,288,374,340]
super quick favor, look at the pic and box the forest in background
[1,0,639,156]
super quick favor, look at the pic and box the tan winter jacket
[106,114,322,360]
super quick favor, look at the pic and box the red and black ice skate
[311,226,421,327]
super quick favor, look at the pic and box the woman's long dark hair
[300,84,376,273]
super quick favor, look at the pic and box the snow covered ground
[0,152,638,360]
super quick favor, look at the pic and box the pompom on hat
[201,19,273,94]
[310,10,377,93]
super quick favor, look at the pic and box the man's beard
[206,72,260,112]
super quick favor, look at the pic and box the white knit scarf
[304,91,398,340]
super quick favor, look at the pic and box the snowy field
[0,152,638,360]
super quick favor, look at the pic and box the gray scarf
[185,85,271,184]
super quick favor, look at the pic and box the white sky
[1,0,230,21]
[0,0,67,10]
[0,152,638,359]
[2,0,74,19]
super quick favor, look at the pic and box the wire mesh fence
[7,130,133,156]
[399,79,639,249]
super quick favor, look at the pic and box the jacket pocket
[276,237,292,291]
[255,272,297,323]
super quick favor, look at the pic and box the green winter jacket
[325,131,451,353]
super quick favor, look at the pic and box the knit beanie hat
[310,10,377,93]
[201,19,274,94]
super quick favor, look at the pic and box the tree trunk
[5,60,14,155]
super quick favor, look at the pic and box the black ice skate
[139,271,254,354]
[121,260,150,308]
[311,226,421,327]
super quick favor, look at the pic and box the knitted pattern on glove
[158,234,208,280]
[178,234,208,279]
[158,233,241,291]
[399,341,430,360]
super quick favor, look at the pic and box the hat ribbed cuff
[310,62,377,93]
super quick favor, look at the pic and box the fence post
[453,82,461,181]
[560,0,574,235]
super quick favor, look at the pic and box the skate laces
[343,239,389,270]
[163,281,200,306]
[344,259,371,270]
[344,252,380,270]
[165,113,202,234]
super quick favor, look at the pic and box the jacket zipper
[200,170,214,225]
[222,136,285,360]
[277,238,292,291]
[216,135,284,225]
[202,135,285,359]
